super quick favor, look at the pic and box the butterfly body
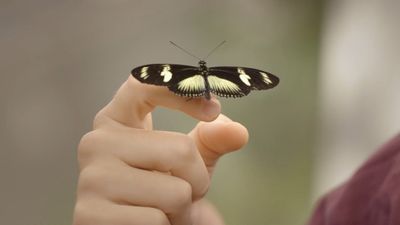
[198,60,212,100]
[131,60,279,100]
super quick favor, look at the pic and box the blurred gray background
[1,1,399,225]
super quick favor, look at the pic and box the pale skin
[73,76,249,225]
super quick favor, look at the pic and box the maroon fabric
[308,133,400,225]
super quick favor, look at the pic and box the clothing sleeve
[307,134,400,225]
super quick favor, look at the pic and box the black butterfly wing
[131,64,206,97]
[207,66,279,98]
[131,64,196,86]
[205,69,250,98]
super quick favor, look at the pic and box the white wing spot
[260,72,272,84]
[177,75,205,92]
[208,76,241,92]
[140,66,149,79]
[161,65,173,82]
[238,68,251,86]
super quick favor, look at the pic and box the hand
[72,76,248,225]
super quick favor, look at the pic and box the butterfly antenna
[203,40,226,60]
[169,41,202,60]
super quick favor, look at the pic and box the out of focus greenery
[1,1,322,225]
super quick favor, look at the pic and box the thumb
[188,114,249,175]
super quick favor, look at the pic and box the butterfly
[131,61,279,100]
[130,41,279,100]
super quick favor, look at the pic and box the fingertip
[224,121,249,150]
[189,114,249,168]
[198,117,249,154]
[200,97,221,122]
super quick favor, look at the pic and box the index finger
[97,76,221,128]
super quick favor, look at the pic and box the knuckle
[149,208,170,225]
[77,166,104,194]
[166,180,192,212]
[72,201,91,225]
[93,111,106,128]
[77,131,99,158]
[196,178,210,199]
[77,130,108,166]
[173,134,197,161]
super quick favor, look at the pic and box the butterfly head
[198,60,207,68]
